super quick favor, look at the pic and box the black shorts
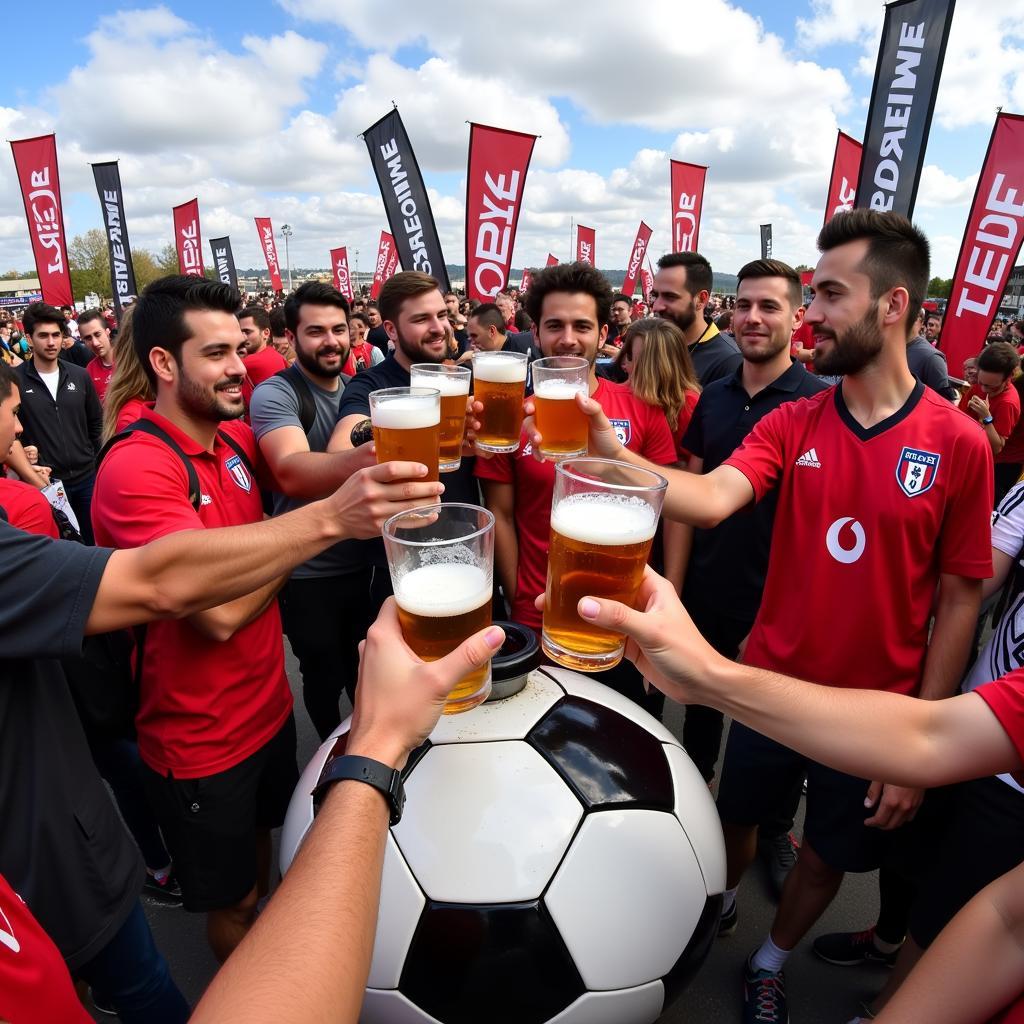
[141,714,298,913]
[716,722,896,873]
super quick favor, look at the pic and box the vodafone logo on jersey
[826,517,866,564]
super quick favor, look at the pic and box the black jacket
[16,360,103,483]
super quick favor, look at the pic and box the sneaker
[812,926,900,968]
[718,899,738,937]
[759,831,799,896]
[142,869,183,907]
[742,955,788,1023]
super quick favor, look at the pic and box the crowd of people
[2,208,1024,1024]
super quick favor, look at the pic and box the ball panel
[528,697,675,810]
[663,744,727,894]
[660,893,722,1012]
[400,900,584,1024]
[367,834,427,989]
[545,809,707,990]
[545,982,665,1024]
[394,741,583,903]
[361,988,442,1024]
[428,670,565,745]
[537,665,679,747]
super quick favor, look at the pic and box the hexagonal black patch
[400,900,584,1024]
[526,696,675,810]
[661,892,722,1010]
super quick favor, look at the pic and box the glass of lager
[410,364,471,473]
[542,458,667,672]
[369,386,441,482]
[531,356,589,459]
[473,350,529,453]
[383,503,496,714]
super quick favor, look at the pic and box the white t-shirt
[36,369,60,401]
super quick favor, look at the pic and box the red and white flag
[670,160,707,252]
[331,247,353,300]
[370,231,399,300]
[255,217,283,291]
[824,132,862,225]
[464,123,537,302]
[520,268,533,291]
[545,253,558,267]
[640,267,654,304]
[940,113,1024,376]
[622,222,653,297]
[10,134,73,307]
[173,199,205,277]
[576,225,595,265]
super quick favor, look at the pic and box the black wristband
[311,754,406,826]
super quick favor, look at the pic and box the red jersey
[476,377,677,629]
[92,409,291,777]
[343,342,377,376]
[726,383,993,696]
[0,873,91,1024]
[960,383,1021,459]
[0,479,57,538]
[114,396,151,432]
[790,321,815,373]
[671,388,700,461]
[87,357,115,403]
[242,344,288,412]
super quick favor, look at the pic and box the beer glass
[410,364,471,473]
[369,386,441,482]
[531,356,589,459]
[542,458,667,672]
[383,503,495,714]
[473,351,529,453]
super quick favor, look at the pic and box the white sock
[872,932,902,954]
[752,934,790,974]
[721,887,738,915]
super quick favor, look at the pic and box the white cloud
[796,0,881,50]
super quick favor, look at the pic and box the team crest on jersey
[896,446,940,498]
[610,419,632,446]
[225,455,252,493]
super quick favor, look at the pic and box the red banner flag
[254,217,283,292]
[800,270,814,288]
[464,124,537,302]
[622,221,653,298]
[640,267,654,304]
[670,160,707,253]
[940,113,1024,376]
[576,225,595,265]
[330,247,353,301]
[370,231,399,300]
[10,134,73,307]
[173,199,204,277]
[824,131,862,226]
[520,268,533,291]
[546,253,558,267]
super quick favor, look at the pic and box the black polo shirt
[681,359,829,621]
[688,322,742,387]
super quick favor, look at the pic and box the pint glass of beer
[369,386,441,482]
[383,503,495,714]
[531,356,589,459]
[410,364,471,473]
[473,351,529,453]
[542,458,667,672]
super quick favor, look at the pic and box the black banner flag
[91,161,138,319]
[855,0,956,218]
[760,224,773,259]
[363,108,450,291]
[209,236,238,290]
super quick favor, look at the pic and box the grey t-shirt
[250,372,364,579]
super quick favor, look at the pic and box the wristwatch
[312,754,406,826]
[982,415,995,425]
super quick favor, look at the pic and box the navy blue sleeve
[337,372,374,420]
[681,393,707,459]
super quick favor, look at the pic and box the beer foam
[410,373,470,397]
[551,493,658,546]
[394,563,491,617]
[371,397,440,428]
[474,354,528,383]
[535,379,586,400]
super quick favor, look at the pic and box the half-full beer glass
[473,350,528,453]
[531,356,589,459]
[410,364,471,473]
[542,458,667,672]
[384,504,495,714]
[369,386,441,482]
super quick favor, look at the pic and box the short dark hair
[364,301,379,312]
[0,360,17,397]
[76,308,107,331]
[655,252,713,296]
[470,303,507,335]
[925,311,942,324]
[22,302,66,338]
[611,293,631,307]
[378,272,442,325]
[524,261,613,328]
[514,309,533,332]
[269,307,287,338]
[350,311,370,328]
[816,210,930,335]
[736,259,803,310]
[238,305,271,332]
[133,275,241,388]
[978,341,1020,379]
[283,281,348,335]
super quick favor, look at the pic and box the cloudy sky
[2,0,1024,280]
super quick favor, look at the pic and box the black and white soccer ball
[280,665,725,1024]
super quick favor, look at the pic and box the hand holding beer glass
[369,386,441,482]
[531,356,589,460]
[473,351,529,453]
[542,458,667,672]
[409,364,471,473]
[383,504,496,714]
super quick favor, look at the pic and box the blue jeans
[63,471,96,545]
[77,900,190,1024]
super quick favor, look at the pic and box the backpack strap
[274,364,317,435]
[216,429,256,477]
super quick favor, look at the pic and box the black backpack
[272,363,350,436]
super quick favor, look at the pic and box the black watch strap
[312,754,406,826]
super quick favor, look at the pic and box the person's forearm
[272,449,370,499]
[985,422,1005,455]
[662,519,686,594]
[188,574,289,642]
[493,518,519,612]
[918,578,982,701]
